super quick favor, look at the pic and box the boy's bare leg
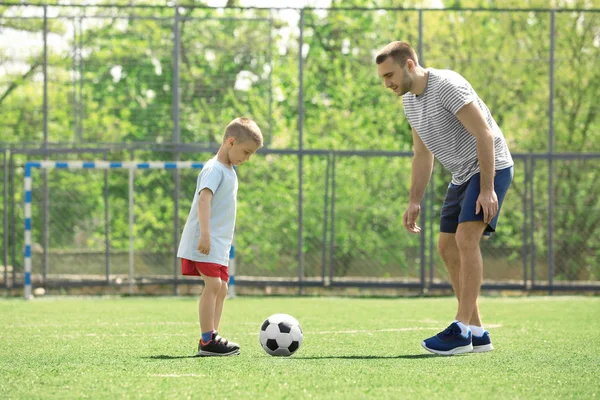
[199,274,222,336]
[197,275,239,356]
[438,232,482,326]
[213,282,228,331]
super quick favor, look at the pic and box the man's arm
[409,128,434,205]
[404,128,434,234]
[456,101,497,223]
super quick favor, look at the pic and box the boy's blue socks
[201,330,213,343]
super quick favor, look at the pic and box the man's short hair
[375,41,419,66]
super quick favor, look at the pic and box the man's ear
[406,59,415,72]
[227,137,236,146]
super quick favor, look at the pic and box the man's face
[377,57,412,96]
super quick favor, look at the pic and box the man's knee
[455,222,486,252]
[437,234,458,262]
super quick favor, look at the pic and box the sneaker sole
[472,344,494,353]
[421,341,473,356]
[196,349,240,357]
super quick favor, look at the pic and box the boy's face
[227,138,260,166]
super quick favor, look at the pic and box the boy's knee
[202,276,223,293]
[218,282,228,298]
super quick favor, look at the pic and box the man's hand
[403,203,421,234]
[476,190,498,225]
[197,236,210,255]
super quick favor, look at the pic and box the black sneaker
[196,331,240,357]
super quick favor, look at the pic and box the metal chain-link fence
[1,3,599,294]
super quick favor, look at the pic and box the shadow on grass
[142,355,198,360]
[293,354,438,360]
[143,354,439,360]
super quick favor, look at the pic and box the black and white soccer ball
[259,313,303,357]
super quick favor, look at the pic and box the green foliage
[1,1,599,280]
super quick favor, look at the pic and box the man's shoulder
[429,68,470,89]
[401,92,415,104]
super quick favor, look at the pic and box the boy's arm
[197,188,213,254]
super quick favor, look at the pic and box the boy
[177,117,263,356]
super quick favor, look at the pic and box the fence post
[173,7,181,296]
[297,9,305,295]
[320,153,331,286]
[78,16,84,141]
[267,12,274,148]
[328,154,336,284]
[428,170,435,288]
[228,243,236,298]
[128,152,135,295]
[24,163,33,300]
[530,157,536,288]
[419,189,426,293]
[522,158,529,287]
[3,150,8,289]
[9,154,16,288]
[548,10,556,295]
[42,5,49,286]
[104,151,110,284]
[418,9,424,67]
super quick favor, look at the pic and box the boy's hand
[197,236,210,255]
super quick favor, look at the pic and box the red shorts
[181,258,229,283]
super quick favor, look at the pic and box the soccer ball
[259,313,303,357]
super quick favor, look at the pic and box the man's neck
[410,67,429,96]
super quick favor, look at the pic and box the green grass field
[1,296,599,399]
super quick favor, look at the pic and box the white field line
[6,321,500,329]
[29,333,190,339]
[295,324,503,335]
[23,324,502,339]
[5,321,198,328]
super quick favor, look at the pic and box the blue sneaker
[421,322,473,356]
[472,331,494,353]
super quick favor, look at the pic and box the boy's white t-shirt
[177,157,238,266]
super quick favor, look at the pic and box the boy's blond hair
[224,117,264,148]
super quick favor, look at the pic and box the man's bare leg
[438,232,482,326]
[454,221,487,325]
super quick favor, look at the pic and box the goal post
[23,160,237,299]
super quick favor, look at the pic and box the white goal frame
[23,161,237,299]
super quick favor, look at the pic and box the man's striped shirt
[402,68,513,185]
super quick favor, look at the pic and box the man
[376,41,513,355]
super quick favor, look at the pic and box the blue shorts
[440,166,514,236]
